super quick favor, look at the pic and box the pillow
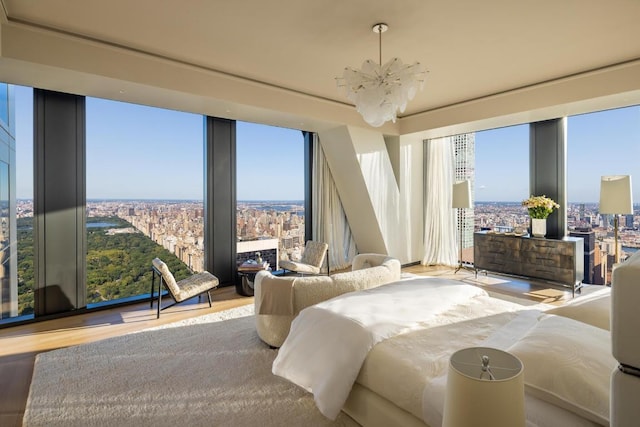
[507,314,617,425]
[545,288,610,330]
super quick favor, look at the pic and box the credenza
[474,231,584,296]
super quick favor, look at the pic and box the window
[474,124,530,229]
[85,98,204,304]
[236,122,304,271]
[0,84,34,320]
[567,105,640,284]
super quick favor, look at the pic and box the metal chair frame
[150,265,214,319]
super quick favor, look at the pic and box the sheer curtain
[422,137,457,266]
[312,134,358,272]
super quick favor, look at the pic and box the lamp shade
[443,347,525,427]
[452,180,472,209]
[600,175,633,214]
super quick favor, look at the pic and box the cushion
[545,287,610,330]
[611,250,640,369]
[507,314,617,425]
[151,257,180,296]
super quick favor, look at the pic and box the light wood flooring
[0,265,598,426]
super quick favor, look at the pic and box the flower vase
[531,218,546,238]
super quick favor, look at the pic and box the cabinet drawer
[520,252,574,268]
[523,264,575,285]
[474,256,520,275]
[520,239,575,256]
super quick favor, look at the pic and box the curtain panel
[422,137,457,266]
[312,134,358,271]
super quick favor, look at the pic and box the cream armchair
[279,240,329,275]
[254,253,401,347]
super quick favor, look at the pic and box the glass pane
[236,122,304,273]
[0,84,33,321]
[471,124,529,264]
[86,98,203,304]
[0,83,8,126]
[567,105,640,284]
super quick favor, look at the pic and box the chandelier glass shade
[337,23,426,127]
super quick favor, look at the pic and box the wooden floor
[0,265,594,426]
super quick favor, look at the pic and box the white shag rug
[23,305,358,427]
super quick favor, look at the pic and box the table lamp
[599,175,633,264]
[443,347,525,427]
[452,180,472,273]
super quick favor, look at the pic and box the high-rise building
[626,214,634,228]
[569,229,596,284]
[0,83,17,318]
[453,134,475,255]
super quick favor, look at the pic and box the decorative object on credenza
[336,23,426,127]
[443,347,525,427]
[599,175,633,265]
[531,218,546,238]
[255,251,263,264]
[452,180,473,273]
[522,195,560,238]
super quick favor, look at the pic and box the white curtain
[422,137,457,266]
[312,134,358,271]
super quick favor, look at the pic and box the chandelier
[337,23,426,127]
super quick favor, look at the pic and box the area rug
[23,305,358,427]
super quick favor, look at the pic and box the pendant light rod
[372,23,388,66]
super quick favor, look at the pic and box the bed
[272,271,624,427]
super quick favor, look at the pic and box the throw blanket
[272,276,487,420]
[258,275,296,315]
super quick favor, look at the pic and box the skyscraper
[453,134,475,258]
[0,83,17,318]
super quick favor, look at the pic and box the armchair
[280,240,329,275]
[150,257,219,318]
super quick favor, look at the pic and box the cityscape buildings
[17,199,306,275]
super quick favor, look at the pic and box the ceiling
[2,0,640,134]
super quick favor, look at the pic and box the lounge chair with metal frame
[279,240,329,276]
[150,257,219,318]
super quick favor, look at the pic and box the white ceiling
[2,0,640,133]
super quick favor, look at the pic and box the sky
[475,105,640,202]
[12,84,640,203]
[14,85,304,200]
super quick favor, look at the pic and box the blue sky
[13,85,640,203]
[14,85,304,200]
[475,105,640,202]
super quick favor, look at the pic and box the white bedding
[272,276,496,420]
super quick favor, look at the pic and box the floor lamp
[453,180,472,273]
[599,175,633,267]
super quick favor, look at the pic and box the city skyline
[12,85,640,203]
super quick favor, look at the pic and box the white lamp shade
[452,180,472,209]
[600,175,633,214]
[443,347,525,427]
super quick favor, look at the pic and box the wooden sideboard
[474,231,584,295]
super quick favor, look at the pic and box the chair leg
[150,270,155,308]
[207,290,212,308]
[326,248,330,276]
[157,278,162,319]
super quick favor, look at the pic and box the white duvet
[272,276,488,420]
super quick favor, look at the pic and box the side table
[236,261,270,296]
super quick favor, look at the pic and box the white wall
[318,126,425,264]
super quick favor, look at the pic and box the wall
[318,126,424,264]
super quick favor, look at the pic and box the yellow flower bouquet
[522,195,560,219]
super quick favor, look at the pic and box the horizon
[11,85,640,203]
[16,198,640,207]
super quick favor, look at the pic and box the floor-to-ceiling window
[236,122,304,271]
[85,98,204,304]
[0,84,34,320]
[567,105,640,284]
[454,124,529,265]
